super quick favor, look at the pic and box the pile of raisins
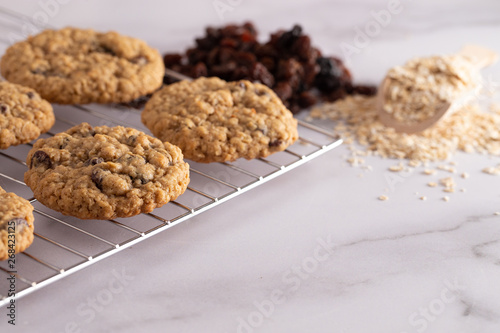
[163,22,376,113]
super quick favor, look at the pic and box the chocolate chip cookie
[1,27,164,105]
[0,186,35,261]
[0,81,54,149]
[24,123,190,220]
[141,77,298,163]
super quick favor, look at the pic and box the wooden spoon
[377,45,498,134]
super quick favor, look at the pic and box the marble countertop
[1,0,500,332]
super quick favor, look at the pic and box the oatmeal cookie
[1,27,164,105]
[141,77,298,163]
[0,81,54,149]
[0,186,35,261]
[24,123,190,220]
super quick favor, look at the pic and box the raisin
[91,169,104,190]
[210,62,237,80]
[121,94,151,109]
[190,62,208,78]
[352,84,378,96]
[163,53,183,67]
[254,44,278,58]
[260,56,275,72]
[218,47,234,63]
[277,59,304,80]
[59,137,70,149]
[131,56,148,65]
[95,45,115,56]
[187,48,207,65]
[31,68,46,75]
[220,37,239,48]
[276,25,302,50]
[138,176,150,185]
[235,51,257,67]
[30,150,52,169]
[243,22,257,36]
[221,24,242,38]
[249,62,274,87]
[0,218,29,231]
[269,139,283,147]
[85,157,104,166]
[232,67,250,80]
[26,91,36,99]
[291,35,312,60]
[302,62,319,86]
[240,31,256,43]
[298,91,317,108]
[195,36,216,50]
[325,88,348,102]
[314,57,345,92]
[273,81,293,101]
[0,104,8,114]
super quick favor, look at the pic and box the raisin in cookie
[0,81,54,149]
[141,77,298,163]
[24,123,189,220]
[1,27,164,105]
[0,186,35,261]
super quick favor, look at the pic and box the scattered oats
[408,160,422,168]
[460,188,466,192]
[309,94,500,162]
[423,169,437,175]
[494,212,500,216]
[357,173,364,178]
[389,162,405,172]
[343,137,353,144]
[461,172,470,179]
[378,195,389,201]
[443,196,450,202]
[427,182,438,187]
[420,196,427,201]
[439,177,456,188]
[354,149,368,156]
[449,161,458,166]
[443,187,455,193]
[347,157,365,167]
[482,166,500,175]
[362,165,373,171]
[437,165,457,173]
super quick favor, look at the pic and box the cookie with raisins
[0,81,54,149]
[24,123,189,220]
[0,186,35,261]
[1,27,164,105]
[142,77,298,163]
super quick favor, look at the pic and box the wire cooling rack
[0,6,342,306]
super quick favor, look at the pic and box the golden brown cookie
[24,123,190,220]
[1,27,164,105]
[141,77,298,163]
[0,186,35,261]
[0,81,54,149]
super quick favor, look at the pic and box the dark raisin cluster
[163,22,376,113]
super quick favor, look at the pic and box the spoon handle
[459,44,498,69]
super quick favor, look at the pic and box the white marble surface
[1,0,500,332]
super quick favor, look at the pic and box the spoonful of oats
[377,45,498,134]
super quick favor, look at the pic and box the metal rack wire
[0,7,342,306]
